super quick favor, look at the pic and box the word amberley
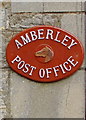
[15,28,77,50]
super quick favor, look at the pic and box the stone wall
[0,1,85,119]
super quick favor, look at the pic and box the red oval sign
[6,25,84,82]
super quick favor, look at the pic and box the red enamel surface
[6,25,84,82]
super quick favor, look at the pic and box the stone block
[0,69,3,91]
[10,70,85,118]
[0,3,7,119]
[0,109,6,120]
[0,68,11,119]
[5,13,44,31]
[2,31,17,68]
[11,2,43,13]
[0,34,2,68]
[11,2,85,13]
[43,14,62,27]
[44,2,85,12]
[0,68,10,119]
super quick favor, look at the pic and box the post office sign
[6,25,84,82]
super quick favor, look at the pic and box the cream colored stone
[11,2,43,13]
[11,2,85,13]
[44,2,85,12]
[10,70,85,118]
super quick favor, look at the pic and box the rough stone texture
[0,68,10,119]
[10,70,85,118]
[0,68,11,119]
[2,31,16,68]
[7,13,44,31]
[0,33,2,69]
[0,2,12,119]
[0,2,3,69]
[0,1,85,119]
[5,13,62,31]
[0,2,7,119]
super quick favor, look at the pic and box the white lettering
[68,56,78,67]
[53,66,59,77]
[38,29,44,39]
[54,31,61,42]
[21,33,31,45]
[68,39,77,49]
[59,64,66,74]
[22,64,30,73]
[29,66,36,76]
[39,68,45,78]
[14,29,78,50]
[61,35,71,46]
[30,31,37,41]
[15,40,23,49]
[46,68,52,78]
[11,55,21,63]
[63,61,72,71]
[46,29,53,39]
[18,61,25,69]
